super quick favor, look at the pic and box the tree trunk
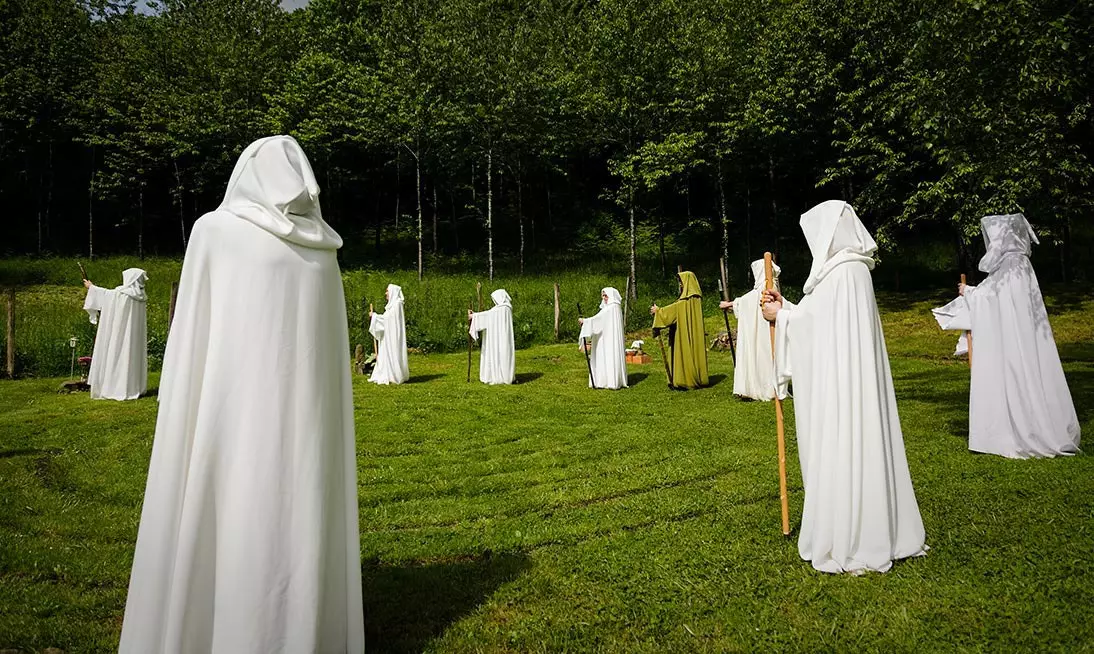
[88,147,96,260]
[173,159,187,251]
[746,186,752,262]
[768,154,778,259]
[449,188,459,252]
[138,185,144,260]
[374,192,382,255]
[517,163,524,275]
[546,172,553,232]
[717,157,729,265]
[415,144,423,282]
[432,184,439,254]
[394,149,401,231]
[487,147,494,281]
[658,213,666,278]
[629,187,637,299]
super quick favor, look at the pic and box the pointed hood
[601,287,622,310]
[750,259,781,291]
[978,213,1039,274]
[218,135,343,250]
[118,268,148,301]
[800,200,876,294]
[491,289,512,308]
[385,283,404,309]
[677,271,702,300]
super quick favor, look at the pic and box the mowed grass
[1,292,1093,652]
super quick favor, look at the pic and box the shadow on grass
[627,372,649,386]
[406,374,445,384]
[363,551,531,653]
[140,387,159,399]
[0,447,61,459]
[515,372,543,384]
[707,373,727,388]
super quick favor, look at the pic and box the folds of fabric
[118,137,364,654]
[773,201,926,574]
[83,271,148,401]
[578,287,628,390]
[651,271,709,389]
[932,214,1079,458]
[368,284,409,385]
[731,260,781,400]
[469,289,516,385]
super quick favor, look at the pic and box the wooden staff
[370,303,378,356]
[467,299,474,383]
[765,252,790,536]
[961,273,972,367]
[717,257,736,361]
[578,302,596,389]
[77,261,88,281]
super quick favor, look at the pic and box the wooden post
[553,282,561,340]
[677,264,683,274]
[765,252,790,536]
[5,288,14,378]
[961,273,972,367]
[168,282,179,335]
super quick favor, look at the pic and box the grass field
[1,292,1092,652]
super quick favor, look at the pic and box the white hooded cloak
[774,200,927,574]
[118,136,364,653]
[578,287,628,390]
[731,260,782,401]
[368,283,410,385]
[469,289,516,385]
[932,213,1080,458]
[83,268,149,400]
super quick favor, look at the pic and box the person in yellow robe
[649,271,709,389]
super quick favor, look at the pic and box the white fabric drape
[119,136,364,654]
[469,289,516,385]
[731,260,781,401]
[368,283,409,385]
[774,200,927,574]
[932,213,1080,459]
[578,287,628,390]
[83,268,148,400]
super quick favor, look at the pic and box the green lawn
[1,293,1092,652]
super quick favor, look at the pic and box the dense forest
[2,0,1092,289]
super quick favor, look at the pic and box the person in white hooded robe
[368,283,410,385]
[118,136,364,653]
[718,259,784,401]
[82,268,149,400]
[932,213,1080,459]
[469,289,516,385]
[763,200,927,574]
[577,287,628,390]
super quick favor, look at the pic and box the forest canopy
[2,0,1092,287]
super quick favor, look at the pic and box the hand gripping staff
[577,302,596,389]
[765,252,790,536]
[718,257,737,361]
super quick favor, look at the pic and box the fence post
[6,288,14,378]
[553,282,561,340]
[168,282,179,335]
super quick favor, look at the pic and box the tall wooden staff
[717,257,737,360]
[961,273,972,368]
[578,302,596,389]
[765,252,790,536]
[369,303,378,356]
[466,299,474,382]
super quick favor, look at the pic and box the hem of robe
[804,545,928,575]
[368,377,405,385]
[91,389,146,401]
[969,441,1080,459]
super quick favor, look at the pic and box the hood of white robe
[750,259,781,291]
[801,200,877,294]
[218,135,343,250]
[118,268,148,301]
[385,284,404,309]
[978,213,1039,274]
[491,289,512,308]
[600,287,622,310]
